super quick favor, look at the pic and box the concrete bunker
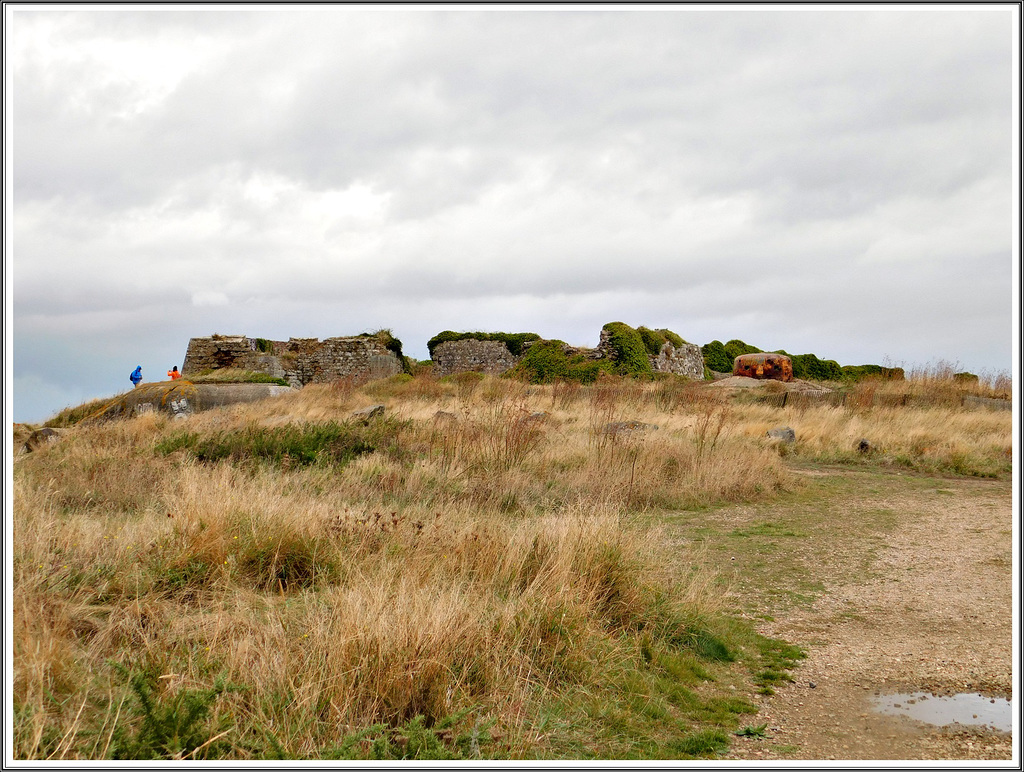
[733,352,793,382]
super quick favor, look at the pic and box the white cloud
[191,290,229,307]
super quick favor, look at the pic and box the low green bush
[840,364,905,381]
[109,665,235,760]
[724,339,761,361]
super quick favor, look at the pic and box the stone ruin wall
[182,335,403,388]
[430,330,705,380]
[649,342,705,379]
[431,339,520,378]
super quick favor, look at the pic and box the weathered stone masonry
[432,339,520,378]
[182,335,403,388]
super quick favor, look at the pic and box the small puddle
[872,692,1012,733]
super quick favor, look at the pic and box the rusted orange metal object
[733,353,793,382]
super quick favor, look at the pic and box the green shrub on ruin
[360,329,413,375]
[426,331,541,358]
[601,322,653,376]
[702,339,762,373]
[704,339,890,381]
[723,339,761,362]
[701,341,733,373]
[661,329,687,349]
[789,353,843,382]
[636,326,688,357]
[507,340,614,384]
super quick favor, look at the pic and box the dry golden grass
[11,370,1011,759]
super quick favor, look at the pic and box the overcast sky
[6,4,1019,424]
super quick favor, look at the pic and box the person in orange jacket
[168,366,182,380]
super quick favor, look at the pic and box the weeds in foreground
[108,665,235,760]
[734,723,768,738]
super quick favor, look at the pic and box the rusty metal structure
[733,352,793,382]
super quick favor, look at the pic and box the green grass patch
[665,729,731,758]
[155,419,407,468]
[752,638,806,695]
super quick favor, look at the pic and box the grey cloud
[10,8,1014,423]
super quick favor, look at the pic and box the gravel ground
[722,472,1015,763]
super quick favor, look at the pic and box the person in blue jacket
[130,366,143,388]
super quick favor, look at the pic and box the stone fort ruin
[182,334,404,388]
[431,326,705,380]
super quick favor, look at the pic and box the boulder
[603,420,659,437]
[21,427,67,454]
[352,404,386,422]
[521,411,550,424]
[766,426,796,443]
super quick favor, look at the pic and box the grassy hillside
[12,370,1011,760]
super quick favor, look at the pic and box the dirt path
[718,468,1015,762]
